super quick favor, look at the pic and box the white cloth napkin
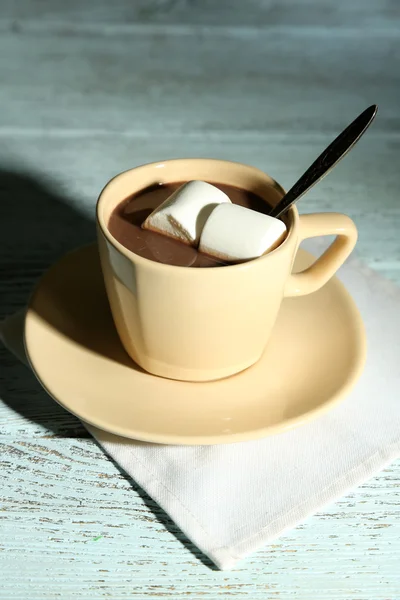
[1,241,400,570]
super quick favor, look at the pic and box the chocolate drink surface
[108,182,276,267]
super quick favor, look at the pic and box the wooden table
[1,1,399,597]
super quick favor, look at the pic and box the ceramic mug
[96,159,357,382]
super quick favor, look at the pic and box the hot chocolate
[108,182,277,267]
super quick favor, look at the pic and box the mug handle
[284,213,358,297]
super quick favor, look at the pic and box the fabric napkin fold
[1,240,400,570]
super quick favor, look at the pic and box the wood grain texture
[0,26,399,135]
[1,0,400,597]
[1,0,400,28]
[0,419,400,599]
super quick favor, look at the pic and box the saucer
[24,245,366,445]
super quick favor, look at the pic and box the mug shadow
[94,440,218,571]
[0,167,96,438]
[113,460,219,571]
[0,167,215,570]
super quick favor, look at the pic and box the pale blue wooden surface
[1,1,400,598]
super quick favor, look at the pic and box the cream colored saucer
[24,245,366,445]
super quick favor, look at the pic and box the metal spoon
[269,104,378,219]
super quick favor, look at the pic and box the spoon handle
[269,104,378,219]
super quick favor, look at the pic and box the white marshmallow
[199,203,287,262]
[142,181,231,246]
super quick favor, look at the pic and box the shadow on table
[0,167,95,438]
[104,451,219,570]
[0,167,216,570]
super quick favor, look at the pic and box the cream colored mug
[97,159,357,382]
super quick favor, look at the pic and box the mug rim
[96,158,299,274]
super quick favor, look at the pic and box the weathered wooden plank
[1,0,400,29]
[0,28,398,135]
[0,430,399,598]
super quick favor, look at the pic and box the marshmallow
[142,181,231,246]
[199,203,287,262]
